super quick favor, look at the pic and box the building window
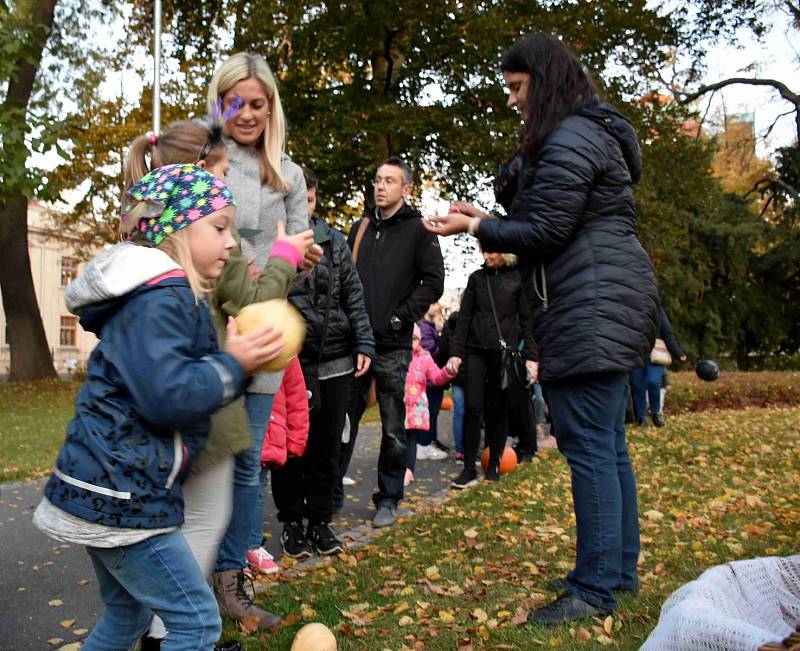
[61,257,77,286]
[59,316,77,347]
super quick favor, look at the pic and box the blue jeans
[84,531,220,651]
[451,385,465,454]
[543,372,640,610]
[629,363,665,420]
[215,392,274,571]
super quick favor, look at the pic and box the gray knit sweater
[225,137,308,394]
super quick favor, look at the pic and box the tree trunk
[0,0,60,381]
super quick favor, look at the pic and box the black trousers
[337,348,410,508]
[272,373,352,524]
[463,349,508,471]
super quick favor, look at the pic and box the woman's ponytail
[124,134,156,191]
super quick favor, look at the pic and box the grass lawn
[0,380,82,482]
[2,375,798,647]
[230,406,800,650]
[0,380,382,483]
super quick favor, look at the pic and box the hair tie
[148,133,158,146]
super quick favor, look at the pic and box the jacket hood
[65,242,182,333]
[369,201,419,226]
[578,101,642,183]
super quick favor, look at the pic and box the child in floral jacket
[404,324,456,485]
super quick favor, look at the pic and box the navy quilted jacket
[478,101,659,381]
[44,246,246,529]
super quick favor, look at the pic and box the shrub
[666,371,800,412]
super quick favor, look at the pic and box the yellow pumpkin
[290,622,337,651]
[234,299,306,373]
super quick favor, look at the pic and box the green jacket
[191,228,297,475]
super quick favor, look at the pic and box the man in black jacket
[272,168,376,559]
[340,157,444,528]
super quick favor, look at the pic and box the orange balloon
[440,394,453,410]
[480,446,517,474]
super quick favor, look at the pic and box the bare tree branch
[681,77,799,142]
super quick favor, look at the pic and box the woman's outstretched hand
[422,211,472,236]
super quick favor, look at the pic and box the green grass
[227,406,800,650]
[0,380,81,482]
[0,379,378,483]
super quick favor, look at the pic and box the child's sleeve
[216,228,297,318]
[425,355,456,387]
[110,289,247,430]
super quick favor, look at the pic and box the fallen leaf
[72,629,88,637]
[603,615,613,635]
[595,633,613,645]
[577,627,592,641]
[472,608,488,623]
[57,644,81,651]
[398,615,413,626]
[238,613,260,635]
[644,510,663,521]
[48,599,63,607]
[46,639,63,647]
[394,601,409,614]
[425,565,441,581]
[59,620,76,629]
[438,610,455,623]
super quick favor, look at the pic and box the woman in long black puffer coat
[428,33,659,625]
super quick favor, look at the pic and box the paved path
[1,418,467,650]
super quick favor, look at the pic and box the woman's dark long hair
[501,33,600,157]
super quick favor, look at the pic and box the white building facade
[0,201,98,376]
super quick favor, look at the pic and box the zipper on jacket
[164,431,183,489]
[533,263,549,311]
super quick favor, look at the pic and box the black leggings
[463,349,508,471]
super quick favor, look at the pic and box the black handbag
[486,275,527,390]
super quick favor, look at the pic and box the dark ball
[695,359,720,382]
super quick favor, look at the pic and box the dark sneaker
[307,521,343,555]
[214,642,243,651]
[372,504,396,528]
[140,635,162,651]
[451,468,478,489]
[547,576,638,595]
[281,521,313,559]
[651,412,665,427]
[527,592,611,626]
[484,463,500,482]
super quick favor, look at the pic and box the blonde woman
[207,52,320,627]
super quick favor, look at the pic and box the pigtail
[124,134,156,192]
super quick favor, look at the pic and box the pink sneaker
[246,547,280,575]
[404,468,414,486]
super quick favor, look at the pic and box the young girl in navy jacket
[33,164,282,651]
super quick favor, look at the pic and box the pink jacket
[261,357,309,469]
[404,348,455,430]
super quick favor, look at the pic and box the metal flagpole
[152,0,162,134]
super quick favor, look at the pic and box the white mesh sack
[642,555,800,651]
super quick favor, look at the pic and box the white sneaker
[416,444,431,460]
[342,476,356,486]
[419,444,447,461]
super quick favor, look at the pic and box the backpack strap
[351,217,370,264]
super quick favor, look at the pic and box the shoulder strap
[351,217,370,264]
[485,274,507,348]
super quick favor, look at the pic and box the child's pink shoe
[246,547,280,575]
[404,469,414,486]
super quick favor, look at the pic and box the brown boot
[212,569,282,631]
